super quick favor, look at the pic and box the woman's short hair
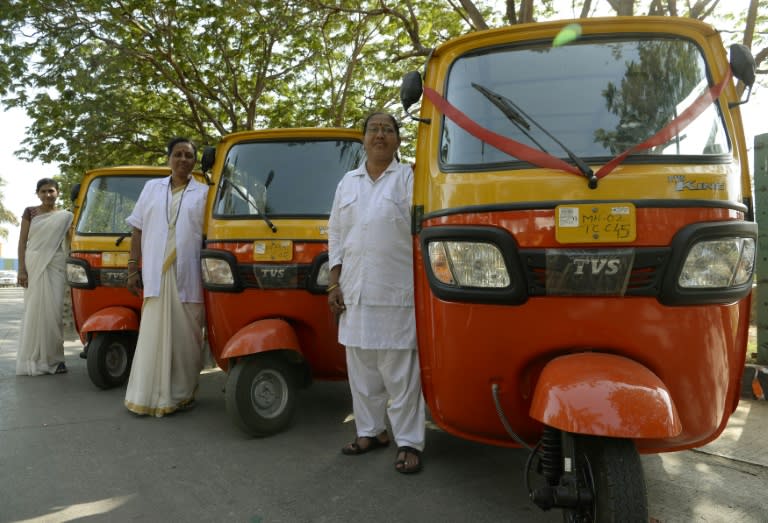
[36,177,59,192]
[167,136,197,158]
[362,112,401,139]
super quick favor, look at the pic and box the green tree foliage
[595,40,701,154]
[0,0,765,210]
[0,179,20,240]
[0,0,468,196]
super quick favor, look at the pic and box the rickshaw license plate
[555,203,636,243]
[101,251,130,267]
[253,240,293,261]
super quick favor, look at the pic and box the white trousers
[345,347,426,451]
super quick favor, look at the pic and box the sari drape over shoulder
[16,210,74,376]
[124,184,205,416]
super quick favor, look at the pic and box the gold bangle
[326,283,339,293]
[127,271,139,279]
[127,259,138,265]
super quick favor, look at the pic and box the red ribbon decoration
[423,67,732,181]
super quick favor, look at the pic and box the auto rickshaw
[199,128,364,436]
[67,166,209,389]
[399,17,756,521]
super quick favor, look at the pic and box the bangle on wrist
[326,283,339,293]
[127,271,139,279]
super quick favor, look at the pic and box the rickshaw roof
[427,16,720,61]
[215,127,363,147]
[82,165,206,182]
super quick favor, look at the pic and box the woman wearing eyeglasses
[327,111,426,474]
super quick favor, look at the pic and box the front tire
[564,435,648,523]
[225,356,297,437]
[87,332,136,389]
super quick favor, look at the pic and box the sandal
[54,362,68,374]
[341,432,390,455]
[394,446,423,474]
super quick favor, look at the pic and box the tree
[0,178,20,240]
[0,0,765,200]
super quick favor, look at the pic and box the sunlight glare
[13,494,135,523]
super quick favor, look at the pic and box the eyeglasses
[365,125,397,135]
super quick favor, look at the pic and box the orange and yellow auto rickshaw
[399,17,756,520]
[67,166,209,389]
[199,128,364,436]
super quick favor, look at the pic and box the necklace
[166,176,189,230]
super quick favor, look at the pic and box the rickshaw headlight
[201,257,235,286]
[66,262,91,286]
[315,260,330,287]
[428,241,510,288]
[678,237,755,288]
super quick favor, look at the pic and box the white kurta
[16,210,73,376]
[125,176,207,302]
[124,181,206,416]
[328,160,416,349]
[328,160,425,449]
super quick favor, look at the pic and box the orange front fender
[80,306,140,336]
[529,353,682,439]
[220,318,301,360]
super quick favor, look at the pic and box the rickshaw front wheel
[562,435,648,523]
[225,355,297,437]
[86,332,136,390]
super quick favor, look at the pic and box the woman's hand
[126,271,142,296]
[17,269,28,289]
[328,286,346,323]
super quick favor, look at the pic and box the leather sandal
[394,446,423,474]
[341,432,390,455]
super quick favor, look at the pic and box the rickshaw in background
[67,166,209,389]
[199,128,364,436]
[399,17,756,521]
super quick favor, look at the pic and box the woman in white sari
[16,178,74,376]
[123,137,208,417]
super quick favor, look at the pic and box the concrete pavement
[1,287,766,522]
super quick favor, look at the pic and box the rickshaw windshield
[214,139,364,218]
[441,36,729,168]
[76,175,155,235]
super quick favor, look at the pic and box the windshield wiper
[471,82,598,188]
[221,177,277,233]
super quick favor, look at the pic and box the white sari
[16,210,74,376]
[124,185,204,417]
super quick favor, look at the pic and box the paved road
[0,287,766,522]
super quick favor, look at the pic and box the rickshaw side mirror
[70,183,81,203]
[401,71,430,123]
[201,146,216,173]
[401,71,424,112]
[728,44,756,107]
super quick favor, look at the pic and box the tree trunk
[607,0,634,15]
[458,0,489,30]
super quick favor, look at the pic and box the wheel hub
[250,370,288,418]
[105,345,128,377]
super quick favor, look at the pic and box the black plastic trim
[200,249,244,293]
[306,252,331,295]
[419,199,747,224]
[660,221,757,305]
[66,257,95,290]
[419,226,527,305]
[520,247,671,297]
